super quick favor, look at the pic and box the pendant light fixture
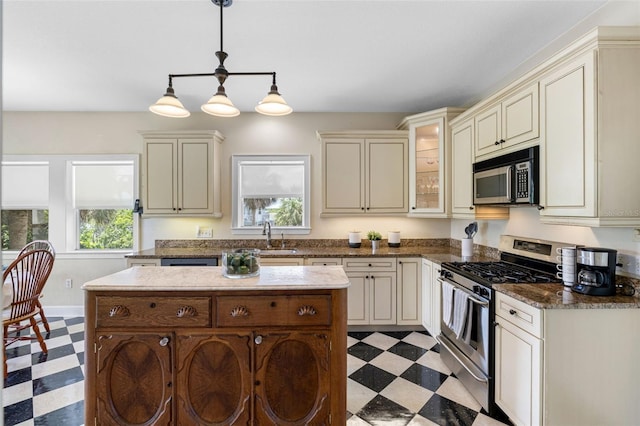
[149,0,292,118]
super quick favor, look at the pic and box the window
[1,155,138,253]
[232,155,310,234]
[71,161,135,250]
[1,162,50,250]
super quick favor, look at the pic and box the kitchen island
[83,265,349,425]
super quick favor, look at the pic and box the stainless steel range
[436,235,567,415]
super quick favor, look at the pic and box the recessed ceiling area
[3,0,638,114]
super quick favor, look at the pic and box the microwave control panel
[514,161,531,202]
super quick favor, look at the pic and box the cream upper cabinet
[398,108,464,217]
[539,34,640,226]
[318,131,408,215]
[141,131,223,217]
[475,83,539,160]
[451,117,509,220]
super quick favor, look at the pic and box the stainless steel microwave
[473,146,539,205]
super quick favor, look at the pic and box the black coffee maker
[572,247,617,296]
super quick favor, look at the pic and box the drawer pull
[159,336,170,347]
[176,305,197,318]
[255,335,263,345]
[509,309,517,316]
[109,305,130,318]
[297,305,317,316]
[230,305,250,317]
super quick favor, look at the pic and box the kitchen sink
[260,249,298,255]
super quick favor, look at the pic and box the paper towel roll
[462,238,473,258]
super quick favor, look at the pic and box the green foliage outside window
[79,209,133,249]
[274,198,303,226]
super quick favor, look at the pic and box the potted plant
[367,230,382,252]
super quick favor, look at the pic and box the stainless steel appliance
[437,235,566,415]
[473,146,539,205]
[572,247,617,296]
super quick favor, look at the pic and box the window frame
[2,154,139,255]
[231,154,311,235]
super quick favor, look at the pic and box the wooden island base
[83,266,348,425]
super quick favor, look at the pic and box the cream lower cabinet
[141,131,224,217]
[343,257,396,325]
[396,258,421,325]
[420,259,441,337]
[318,131,409,215]
[539,37,640,226]
[494,291,640,426]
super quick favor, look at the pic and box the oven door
[436,275,491,411]
[473,165,512,204]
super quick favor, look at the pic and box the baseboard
[44,306,84,318]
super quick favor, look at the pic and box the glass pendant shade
[201,93,240,117]
[149,89,190,118]
[255,92,293,116]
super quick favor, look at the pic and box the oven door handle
[435,335,488,383]
[437,278,489,307]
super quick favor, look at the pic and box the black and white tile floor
[3,318,510,425]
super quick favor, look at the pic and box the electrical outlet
[196,226,213,238]
[65,278,73,289]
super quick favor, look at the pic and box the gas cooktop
[444,261,557,284]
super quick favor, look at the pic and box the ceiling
[3,0,632,115]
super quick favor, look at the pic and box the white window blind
[240,161,304,198]
[1,162,49,208]
[72,161,134,208]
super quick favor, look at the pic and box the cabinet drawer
[343,257,397,272]
[216,295,331,327]
[495,292,542,338]
[305,257,343,266]
[96,296,212,328]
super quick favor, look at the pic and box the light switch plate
[196,226,213,238]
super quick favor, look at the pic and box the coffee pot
[572,247,617,296]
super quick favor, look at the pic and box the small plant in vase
[367,231,382,252]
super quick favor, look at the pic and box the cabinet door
[176,333,252,425]
[370,272,396,324]
[178,139,215,214]
[475,104,502,158]
[397,258,421,325]
[322,139,365,213]
[451,119,475,217]
[494,318,542,426]
[254,331,332,425]
[430,263,441,337]
[421,259,433,332]
[409,119,445,214]
[366,139,408,213]
[502,83,539,148]
[144,139,178,214]
[95,333,173,425]
[539,52,596,217]
[346,272,369,325]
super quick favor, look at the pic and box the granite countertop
[125,245,487,265]
[82,265,350,291]
[494,283,640,309]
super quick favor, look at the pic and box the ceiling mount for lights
[149,0,292,118]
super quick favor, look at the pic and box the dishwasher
[160,258,218,266]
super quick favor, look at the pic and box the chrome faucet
[262,221,273,249]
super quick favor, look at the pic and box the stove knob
[441,270,452,279]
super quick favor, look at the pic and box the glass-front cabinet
[398,108,465,217]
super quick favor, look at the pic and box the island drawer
[216,295,331,327]
[95,296,212,328]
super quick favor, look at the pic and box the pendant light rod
[149,0,292,118]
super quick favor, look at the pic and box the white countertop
[82,265,350,291]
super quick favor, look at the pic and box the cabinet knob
[494,141,500,146]
[500,139,505,144]
[361,207,365,211]
[159,336,170,347]
[537,205,545,211]
[255,335,263,345]
[412,206,416,210]
[469,206,474,210]
[509,309,517,316]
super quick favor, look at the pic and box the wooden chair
[3,249,55,377]
[18,240,56,333]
